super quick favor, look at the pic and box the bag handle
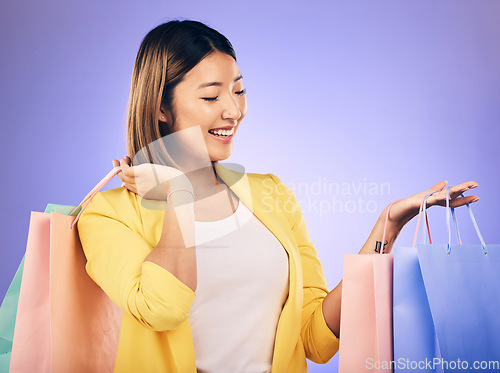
[415,186,487,255]
[445,190,487,255]
[410,188,460,247]
[419,194,435,246]
[421,188,456,245]
[380,199,405,254]
[383,185,483,253]
[69,166,123,229]
[382,189,450,252]
[427,186,486,254]
[451,207,462,245]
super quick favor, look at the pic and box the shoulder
[245,171,299,217]
[255,172,295,200]
[76,186,154,248]
[215,161,290,194]
[78,186,142,226]
[83,186,137,209]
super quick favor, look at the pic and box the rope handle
[69,166,123,229]
[445,189,487,255]
[411,186,486,254]
[380,199,405,254]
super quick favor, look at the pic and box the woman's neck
[185,163,222,199]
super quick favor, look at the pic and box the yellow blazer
[77,161,339,372]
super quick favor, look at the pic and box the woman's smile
[208,126,236,144]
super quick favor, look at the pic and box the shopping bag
[0,209,80,373]
[393,187,500,373]
[393,190,445,373]
[10,167,123,373]
[338,201,398,373]
[417,189,500,372]
[0,257,24,372]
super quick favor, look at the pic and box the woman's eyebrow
[197,74,243,89]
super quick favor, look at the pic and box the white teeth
[210,128,234,136]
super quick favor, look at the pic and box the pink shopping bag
[338,202,398,373]
[10,168,123,373]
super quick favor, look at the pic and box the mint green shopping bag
[0,258,24,372]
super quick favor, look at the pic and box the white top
[189,199,290,373]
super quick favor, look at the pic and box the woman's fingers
[426,181,479,207]
[120,158,133,175]
[112,159,126,184]
[449,195,479,208]
[119,158,137,183]
[448,181,478,200]
[428,180,448,192]
[112,157,137,190]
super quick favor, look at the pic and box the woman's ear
[158,105,173,124]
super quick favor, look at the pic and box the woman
[77,19,479,372]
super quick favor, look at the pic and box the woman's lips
[208,131,234,144]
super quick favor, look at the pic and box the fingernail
[472,197,479,202]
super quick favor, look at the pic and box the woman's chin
[210,155,231,162]
[209,148,233,162]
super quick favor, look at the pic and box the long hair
[126,19,237,166]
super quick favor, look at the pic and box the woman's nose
[221,95,242,120]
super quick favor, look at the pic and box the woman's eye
[201,89,246,102]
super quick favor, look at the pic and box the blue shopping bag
[417,189,500,372]
[393,187,500,373]
[393,190,446,373]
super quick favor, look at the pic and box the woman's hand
[112,156,193,201]
[383,180,479,231]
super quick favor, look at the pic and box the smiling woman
[75,18,480,373]
[125,21,247,167]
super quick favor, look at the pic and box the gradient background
[1,1,499,371]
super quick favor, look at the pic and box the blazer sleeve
[76,191,196,332]
[268,174,340,364]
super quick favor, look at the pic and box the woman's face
[160,52,247,163]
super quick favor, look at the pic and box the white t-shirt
[189,198,290,373]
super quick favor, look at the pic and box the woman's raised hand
[383,180,479,230]
[112,156,193,201]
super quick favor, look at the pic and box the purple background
[1,1,499,371]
